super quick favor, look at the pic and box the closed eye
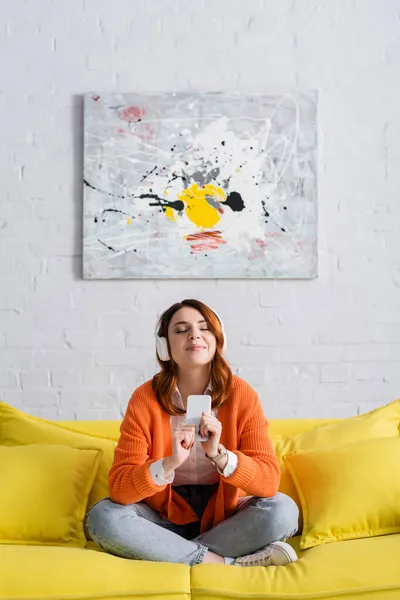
[175,326,209,334]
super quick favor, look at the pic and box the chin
[184,354,212,366]
[186,357,210,365]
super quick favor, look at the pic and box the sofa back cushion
[0,402,116,509]
[274,399,400,530]
[284,436,400,549]
[0,444,100,547]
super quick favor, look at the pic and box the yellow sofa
[1,399,400,600]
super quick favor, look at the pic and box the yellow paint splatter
[127,218,131,224]
[164,206,176,222]
[177,183,225,229]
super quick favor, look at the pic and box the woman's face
[167,306,217,368]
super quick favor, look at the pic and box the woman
[87,299,299,567]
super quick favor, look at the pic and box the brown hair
[152,299,233,416]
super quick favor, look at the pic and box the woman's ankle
[202,550,225,564]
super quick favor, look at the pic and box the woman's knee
[87,498,111,538]
[87,497,137,540]
[253,492,299,538]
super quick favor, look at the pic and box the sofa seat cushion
[191,534,400,600]
[0,544,190,600]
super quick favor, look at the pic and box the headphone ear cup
[221,325,227,353]
[211,309,227,354]
[156,336,170,361]
[154,315,170,361]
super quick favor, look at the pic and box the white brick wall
[1,0,399,420]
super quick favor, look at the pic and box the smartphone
[186,395,212,442]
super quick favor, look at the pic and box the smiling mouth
[187,346,206,351]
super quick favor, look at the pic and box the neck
[177,365,212,408]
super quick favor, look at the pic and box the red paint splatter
[255,238,267,250]
[120,106,145,122]
[185,231,226,253]
[145,123,154,134]
[92,95,100,102]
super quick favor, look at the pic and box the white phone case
[186,395,212,442]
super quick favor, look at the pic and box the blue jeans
[86,487,299,566]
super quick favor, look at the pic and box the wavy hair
[152,299,233,416]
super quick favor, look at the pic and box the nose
[189,329,201,340]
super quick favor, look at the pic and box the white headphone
[154,306,227,362]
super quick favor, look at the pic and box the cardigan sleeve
[224,392,280,497]
[108,392,168,505]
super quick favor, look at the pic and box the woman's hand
[200,411,222,457]
[163,424,195,477]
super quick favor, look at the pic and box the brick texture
[0,0,399,419]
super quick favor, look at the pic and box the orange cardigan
[109,375,280,533]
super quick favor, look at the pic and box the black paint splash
[148,198,184,212]
[261,199,287,232]
[224,191,245,212]
[95,208,132,224]
[140,166,158,182]
[94,208,133,252]
[84,179,126,199]
[261,200,270,219]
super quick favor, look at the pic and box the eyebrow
[172,320,207,327]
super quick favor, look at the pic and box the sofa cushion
[0,543,190,600]
[268,417,342,440]
[0,444,100,548]
[274,398,400,529]
[0,401,116,508]
[191,533,400,600]
[284,436,400,549]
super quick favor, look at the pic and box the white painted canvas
[83,91,318,278]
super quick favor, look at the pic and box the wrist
[206,449,220,459]
[203,438,221,458]
[216,454,229,472]
[162,456,179,477]
[205,444,228,465]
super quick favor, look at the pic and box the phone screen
[186,395,212,442]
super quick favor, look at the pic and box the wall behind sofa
[1,0,399,420]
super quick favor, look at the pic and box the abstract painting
[83,91,318,278]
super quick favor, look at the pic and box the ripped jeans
[86,486,299,566]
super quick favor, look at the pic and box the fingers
[180,424,196,433]
[199,412,221,439]
[179,424,195,448]
[173,427,195,450]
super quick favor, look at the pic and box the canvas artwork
[83,91,318,279]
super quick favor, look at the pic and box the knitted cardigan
[108,375,280,533]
